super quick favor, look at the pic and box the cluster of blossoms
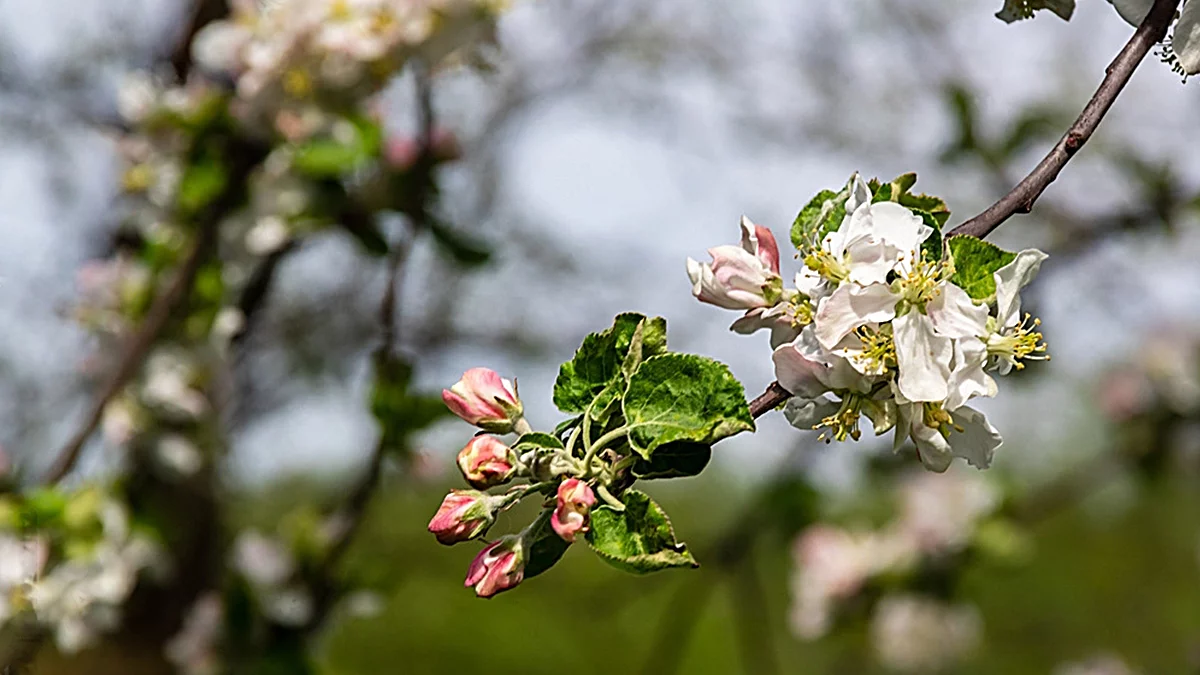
[689,174,1049,471]
[789,471,1000,642]
[429,368,599,597]
[0,489,163,653]
[191,0,506,126]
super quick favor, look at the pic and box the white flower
[165,594,224,675]
[232,530,295,589]
[870,595,982,673]
[895,400,1003,472]
[773,326,874,398]
[986,249,1048,374]
[894,471,998,555]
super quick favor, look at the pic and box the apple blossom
[550,478,596,543]
[442,367,524,433]
[457,435,518,488]
[464,536,525,598]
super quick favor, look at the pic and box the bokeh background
[1,0,1200,673]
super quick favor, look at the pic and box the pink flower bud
[551,478,597,543]
[464,536,525,598]
[428,490,495,545]
[686,217,782,311]
[442,368,523,433]
[457,436,517,488]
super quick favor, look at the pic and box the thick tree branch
[947,0,1180,239]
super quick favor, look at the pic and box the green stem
[564,426,582,460]
[590,426,630,455]
[513,417,533,436]
[502,481,554,509]
[596,484,625,511]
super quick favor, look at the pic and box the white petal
[1108,0,1154,26]
[928,283,989,339]
[945,339,997,411]
[845,239,895,286]
[948,407,1003,469]
[868,202,931,253]
[993,249,1048,328]
[784,397,841,430]
[814,284,898,348]
[893,312,952,403]
[773,344,834,398]
[846,173,872,214]
[910,420,954,473]
[1174,0,1200,75]
[794,269,829,300]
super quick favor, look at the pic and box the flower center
[921,402,963,438]
[803,246,850,284]
[849,325,895,375]
[895,253,953,309]
[986,313,1048,370]
[815,394,864,442]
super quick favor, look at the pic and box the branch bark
[947,0,1180,239]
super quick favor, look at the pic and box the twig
[306,65,436,626]
[749,381,790,419]
[947,0,1181,239]
[230,241,300,349]
[43,227,216,485]
[43,139,265,485]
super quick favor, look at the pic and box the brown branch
[43,140,265,486]
[749,381,790,419]
[947,0,1180,239]
[42,228,215,485]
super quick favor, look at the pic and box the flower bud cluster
[689,175,1050,472]
[429,368,604,598]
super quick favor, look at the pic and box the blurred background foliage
[1,0,1199,673]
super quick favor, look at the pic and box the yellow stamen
[987,314,1049,370]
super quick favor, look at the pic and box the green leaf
[513,433,565,453]
[791,189,847,249]
[428,219,491,267]
[292,117,382,177]
[868,173,951,227]
[947,235,1018,301]
[177,157,228,215]
[553,314,668,415]
[995,0,1074,23]
[585,490,698,574]
[370,358,451,455]
[525,509,571,579]
[622,353,754,459]
[631,441,712,480]
[911,209,944,262]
